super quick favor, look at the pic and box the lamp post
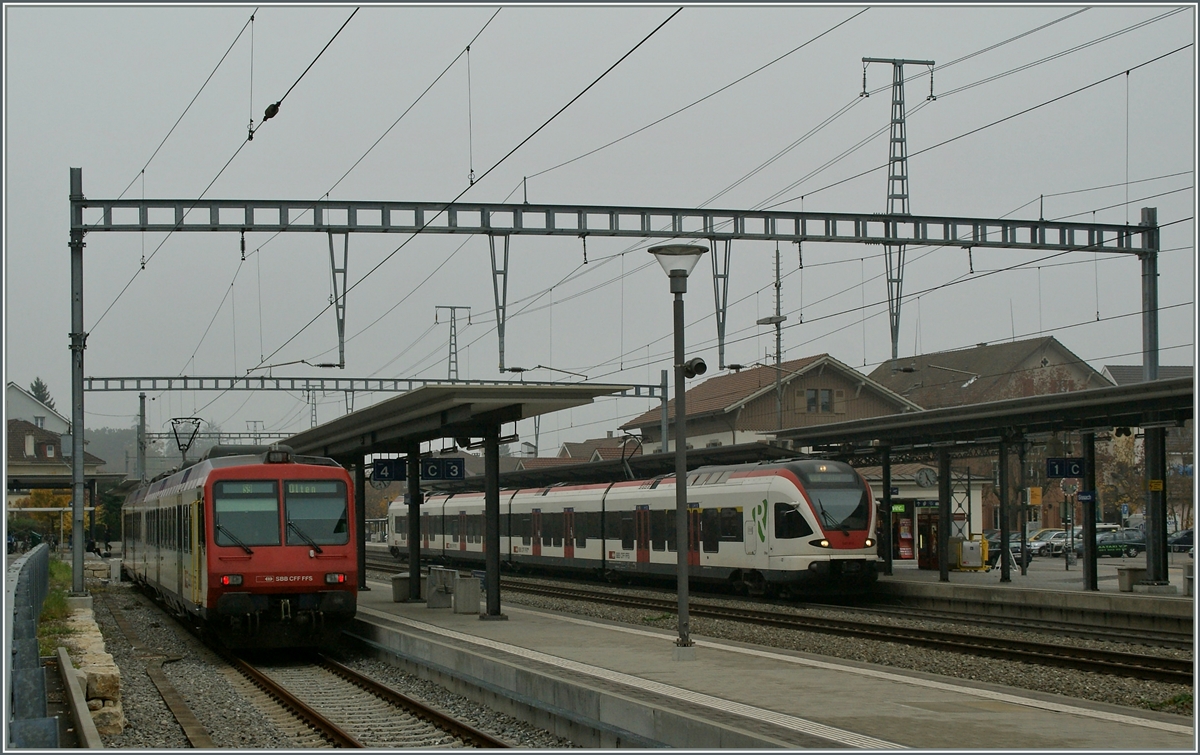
[649,243,706,660]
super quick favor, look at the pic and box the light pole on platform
[649,243,707,660]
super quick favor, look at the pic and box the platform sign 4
[372,459,400,482]
[1046,458,1084,478]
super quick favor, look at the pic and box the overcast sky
[4,3,1196,458]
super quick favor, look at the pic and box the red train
[122,445,357,648]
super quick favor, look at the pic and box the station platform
[349,574,1194,749]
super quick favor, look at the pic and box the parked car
[1167,529,1193,553]
[984,531,1032,568]
[1046,531,1073,556]
[1027,529,1065,557]
[1080,529,1147,559]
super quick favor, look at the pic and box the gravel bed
[87,578,575,748]
[487,574,1194,717]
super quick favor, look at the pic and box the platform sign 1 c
[1046,458,1084,478]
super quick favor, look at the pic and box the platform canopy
[284,383,633,460]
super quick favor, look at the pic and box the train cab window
[214,480,281,546]
[775,502,814,539]
[284,480,349,546]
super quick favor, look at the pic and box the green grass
[36,558,76,657]
[1144,692,1193,715]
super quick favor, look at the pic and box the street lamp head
[648,244,707,278]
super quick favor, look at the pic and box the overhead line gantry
[67,168,1170,589]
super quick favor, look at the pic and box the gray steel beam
[69,168,86,596]
[83,374,664,399]
[72,198,1153,254]
[710,239,731,368]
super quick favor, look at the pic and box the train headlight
[864,538,875,547]
[325,573,347,584]
[809,538,831,548]
[220,574,243,586]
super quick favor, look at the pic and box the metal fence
[5,543,57,748]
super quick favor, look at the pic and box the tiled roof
[1102,364,1193,386]
[621,355,824,429]
[591,446,643,461]
[559,436,636,459]
[6,419,106,466]
[866,336,1109,409]
[515,457,582,470]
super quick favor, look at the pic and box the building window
[806,388,834,413]
[46,445,55,458]
[34,416,45,429]
[706,439,722,448]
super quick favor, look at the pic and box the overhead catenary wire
[91,9,362,335]
[196,8,682,419]
[774,44,1192,209]
[114,7,258,201]
[250,7,360,138]
[249,7,683,375]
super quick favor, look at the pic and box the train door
[190,497,203,605]
[154,508,162,587]
[175,504,184,600]
[687,505,701,567]
[563,509,574,560]
[458,511,467,552]
[531,510,542,557]
[422,511,430,550]
[635,505,650,563]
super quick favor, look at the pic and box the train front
[204,452,357,648]
[771,459,878,591]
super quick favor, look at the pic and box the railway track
[805,601,1195,650]
[499,581,1193,685]
[364,556,1191,683]
[223,651,511,748]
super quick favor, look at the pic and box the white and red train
[388,459,878,595]
[122,445,357,648]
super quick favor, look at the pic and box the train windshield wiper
[287,520,323,553]
[815,497,849,535]
[215,523,254,554]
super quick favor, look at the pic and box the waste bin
[427,567,456,608]
[391,572,427,602]
[453,574,481,614]
[1117,566,1148,592]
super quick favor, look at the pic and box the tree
[29,377,56,410]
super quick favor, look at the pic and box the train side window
[574,515,587,548]
[470,514,482,544]
[515,513,531,545]
[665,510,677,552]
[619,511,635,550]
[649,509,667,551]
[394,515,405,538]
[549,512,563,548]
[775,502,813,539]
[720,507,743,541]
[701,508,720,552]
[448,514,459,543]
